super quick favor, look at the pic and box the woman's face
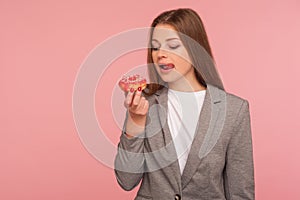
[151,24,195,85]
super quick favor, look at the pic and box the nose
[156,48,168,59]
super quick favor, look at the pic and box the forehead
[152,24,180,41]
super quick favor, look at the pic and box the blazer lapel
[181,84,227,189]
[153,86,182,191]
[153,87,172,145]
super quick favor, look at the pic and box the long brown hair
[145,8,224,95]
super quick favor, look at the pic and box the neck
[168,72,206,92]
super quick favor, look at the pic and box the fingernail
[137,87,141,91]
[130,88,134,93]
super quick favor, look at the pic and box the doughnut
[118,74,147,92]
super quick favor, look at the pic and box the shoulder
[225,90,249,109]
[223,90,251,129]
[208,83,249,109]
[208,84,250,125]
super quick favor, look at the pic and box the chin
[159,74,183,84]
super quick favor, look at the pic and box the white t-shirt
[167,88,206,174]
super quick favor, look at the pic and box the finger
[140,100,149,115]
[135,97,146,112]
[132,88,142,107]
[124,88,135,108]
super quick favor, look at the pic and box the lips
[158,63,175,70]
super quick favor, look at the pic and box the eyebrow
[151,38,180,42]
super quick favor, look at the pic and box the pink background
[1,0,300,199]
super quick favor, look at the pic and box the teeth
[159,64,173,70]
[159,65,171,69]
[159,64,166,69]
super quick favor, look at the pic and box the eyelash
[169,45,180,49]
[151,45,180,51]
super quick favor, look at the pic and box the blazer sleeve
[114,111,145,191]
[223,100,255,200]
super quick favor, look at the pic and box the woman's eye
[169,45,180,50]
[151,41,160,51]
[167,41,181,49]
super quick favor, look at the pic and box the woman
[114,8,255,200]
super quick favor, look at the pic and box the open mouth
[158,63,175,70]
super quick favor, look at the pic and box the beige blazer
[114,83,255,200]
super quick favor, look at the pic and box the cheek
[175,49,191,63]
[177,62,192,73]
[173,53,192,69]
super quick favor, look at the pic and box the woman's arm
[223,100,255,200]
[114,89,149,191]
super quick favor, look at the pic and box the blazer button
[174,194,181,200]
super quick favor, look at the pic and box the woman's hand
[123,87,149,138]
